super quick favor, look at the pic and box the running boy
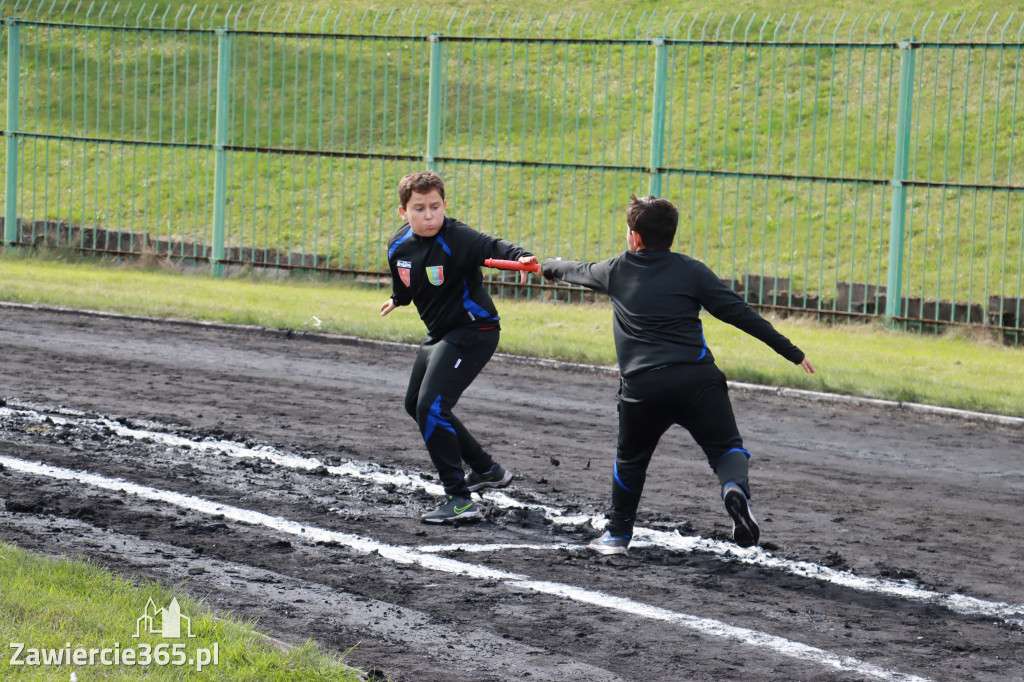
[541,195,815,553]
[381,171,538,524]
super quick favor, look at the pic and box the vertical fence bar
[4,19,20,246]
[885,40,916,322]
[211,28,232,276]
[648,36,667,197]
[425,33,443,169]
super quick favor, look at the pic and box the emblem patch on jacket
[425,266,444,286]
[398,268,411,287]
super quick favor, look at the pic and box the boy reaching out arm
[380,171,538,524]
[542,195,813,554]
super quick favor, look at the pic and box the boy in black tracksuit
[381,171,538,524]
[542,195,815,553]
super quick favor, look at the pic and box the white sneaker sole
[466,469,514,493]
[420,508,482,524]
[588,538,629,555]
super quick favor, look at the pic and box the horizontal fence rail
[1,4,1023,341]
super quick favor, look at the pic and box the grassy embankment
[6,0,1022,304]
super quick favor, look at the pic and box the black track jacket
[387,216,532,339]
[542,249,805,377]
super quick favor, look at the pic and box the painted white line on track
[0,453,930,682]
[633,528,1024,627]
[4,401,1023,629]
[420,543,581,553]
[726,381,1024,428]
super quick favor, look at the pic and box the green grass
[0,542,362,681]
[2,250,1022,418]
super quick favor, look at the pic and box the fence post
[4,19,20,247]
[648,37,668,198]
[211,28,232,277]
[425,34,444,170]
[885,41,916,323]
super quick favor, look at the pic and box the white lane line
[632,528,1024,627]
[420,543,580,553]
[4,403,1024,628]
[0,453,930,682]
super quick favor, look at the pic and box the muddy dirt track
[1,304,1023,681]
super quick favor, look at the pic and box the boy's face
[399,189,446,238]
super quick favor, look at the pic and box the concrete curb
[3,300,1021,428]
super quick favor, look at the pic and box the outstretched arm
[695,265,808,364]
[541,257,613,294]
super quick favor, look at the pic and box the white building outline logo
[134,598,195,639]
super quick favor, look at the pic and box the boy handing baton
[381,171,538,524]
[542,195,814,554]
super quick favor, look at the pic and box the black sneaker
[588,530,630,555]
[466,464,514,492]
[723,483,760,548]
[421,495,482,524]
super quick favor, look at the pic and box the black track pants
[607,363,750,536]
[404,326,500,497]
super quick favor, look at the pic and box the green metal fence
[2,5,1023,340]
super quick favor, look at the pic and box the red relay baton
[483,258,541,273]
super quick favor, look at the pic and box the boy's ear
[398,205,407,219]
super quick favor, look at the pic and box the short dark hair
[398,171,446,208]
[625,194,678,250]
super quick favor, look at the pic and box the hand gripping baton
[483,258,541,273]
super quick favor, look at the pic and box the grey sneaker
[466,463,514,492]
[421,495,482,524]
[723,483,760,548]
[588,530,630,555]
